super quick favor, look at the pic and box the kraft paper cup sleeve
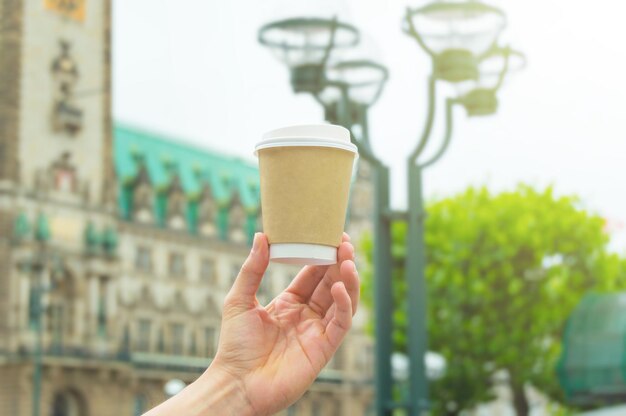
[258,146,356,248]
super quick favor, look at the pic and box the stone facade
[0,1,376,415]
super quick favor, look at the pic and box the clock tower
[0,1,116,414]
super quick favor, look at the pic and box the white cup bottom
[270,243,337,266]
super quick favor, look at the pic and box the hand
[144,232,359,416]
[215,232,359,415]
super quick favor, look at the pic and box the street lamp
[15,213,64,416]
[404,0,506,83]
[259,2,522,415]
[258,18,359,94]
[316,59,388,145]
[164,379,187,398]
[456,46,526,116]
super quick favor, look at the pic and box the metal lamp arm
[314,81,382,166]
[419,98,456,169]
[409,75,437,163]
[320,16,340,69]
[404,7,435,58]
[492,46,511,92]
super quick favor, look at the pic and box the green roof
[114,123,260,240]
[557,293,626,404]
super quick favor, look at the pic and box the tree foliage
[361,186,625,415]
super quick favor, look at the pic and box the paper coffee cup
[255,124,358,266]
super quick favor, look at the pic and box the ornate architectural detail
[198,182,217,237]
[136,286,158,311]
[131,164,153,224]
[51,40,82,135]
[44,0,87,22]
[50,152,79,193]
[166,174,186,230]
[205,293,221,317]
[228,192,246,243]
[14,211,31,242]
[84,222,100,254]
[169,291,190,314]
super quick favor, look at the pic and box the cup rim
[255,124,358,156]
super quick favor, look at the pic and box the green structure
[558,293,626,406]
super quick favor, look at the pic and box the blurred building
[0,1,375,415]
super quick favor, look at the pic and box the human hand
[143,232,359,416]
[213,232,359,415]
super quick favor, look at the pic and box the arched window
[50,390,87,416]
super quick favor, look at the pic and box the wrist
[143,363,255,416]
[194,363,256,416]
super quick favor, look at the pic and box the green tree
[361,186,624,416]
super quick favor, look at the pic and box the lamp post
[15,213,65,416]
[259,2,523,414]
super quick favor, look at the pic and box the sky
[112,0,626,251]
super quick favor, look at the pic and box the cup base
[270,243,337,266]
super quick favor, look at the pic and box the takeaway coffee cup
[255,124,358,265]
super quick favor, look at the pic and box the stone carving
[132,165,153,223]
[198,182,217,237]
[50,152,78,193]
[228,192,246,243]
[166,174,186,230]
[51,40,83,135]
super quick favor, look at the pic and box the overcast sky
[112,0,626,251]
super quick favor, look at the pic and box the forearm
[144,365,255,416]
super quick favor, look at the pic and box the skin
[144,232,360,416]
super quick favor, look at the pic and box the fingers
[308,244,358,316]
[284,233,351,302]
[339,260,359,316]
[324,282,353,348]
[225,233,269,311]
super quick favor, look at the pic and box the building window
[171,323,184,355]
[51,390,85,416]
[97,278,108,338]
[287,403,298,416]
[331,346,344,371]
[312,400,322,416]
[169,253,186,278]
[189,331,197,356]
[137,319,151,352]
[135,246,153,272]
[28,286,39,330]
[49,304,64,352]
[157,328,165,353]
[204,327,216,357]
[200,258,216,284]
[120,324,131,355]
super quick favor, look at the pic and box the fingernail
[352,261,357,272]
[252,233,261,252]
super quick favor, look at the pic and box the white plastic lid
[255,124,358,155]
[270,243,337,266]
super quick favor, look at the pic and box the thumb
[225,233,269,310]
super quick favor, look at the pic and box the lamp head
[258,17,359,94]
[404,0,506,83]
